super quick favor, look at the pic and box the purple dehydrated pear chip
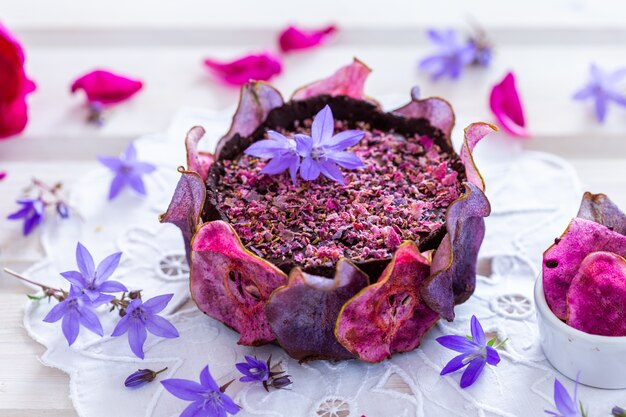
[291,58,372,102]
[265,260,369,361]
[159,169,206,264]
[566,251,626,336]
[190,220,288,345]
[543,217,626,320]
[335,242,439,363]
[576,192,626,236]
[421,181,491,321]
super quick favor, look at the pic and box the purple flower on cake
[419,29,477,80]
[437,315,503,388]
[161,365,240,417]
[236,356,269,382]
[7,197,45,235]
[545,374,586,417]
[111,293,179,359]
[43,285,106,345]
[243,130,300,185]
[295,105,365,184]
[573,64,626,123]
[98,143,156,200]
[60,242,126,301]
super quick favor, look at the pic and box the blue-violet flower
[419,29,477,80]
[236,356,269,383]
[111,293,179,359]
[161,365,240,417]
[573,63,626,123]
[295,105,364,184]
[60,242,126,301]
[243,130,300,185]
[43,285,108,345]
[545,374,586,417]
[437,315,503,388]
[613,406,626,417]
[98,143,156,200]
[7,198,45,235]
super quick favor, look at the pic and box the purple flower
[124,367,168,388]
[236,356,269,383]
[60,242,126,301]
[244,130,300,185]
[111,293,179,359]
[42,285,107,345]
[419,29,477,80]
[545,374,585,417]
[7,198,45,235]
[436,315,502,388]
[296,105,365,185]
[573,64,626,122]
[161,365,240,417]
[98,143,156,200]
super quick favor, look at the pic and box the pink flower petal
[291,58,372,101]
[278,24,337,53]
[0,23,36,139]
[203,52,282,86]
[489,71,529,137]
[70,69,143,105]
[0,171,6,181]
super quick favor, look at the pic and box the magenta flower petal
[203,52,282,86]
[0,171,6,180]
[489,71,529,137]
[278,24,337,53]
[0,23,36,139]
[71,69,143,105]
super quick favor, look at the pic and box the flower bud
[270,375,293,389]
[613,406,626,417]
[124,367,167,388]
[128,290,141,299]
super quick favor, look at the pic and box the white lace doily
[20,107,626,417]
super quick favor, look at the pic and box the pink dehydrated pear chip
[542,217,626,320]
[566,251,626,336]
[335,242,439,363]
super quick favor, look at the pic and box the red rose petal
[278,24,337,53]
[70,69,143,105]
[489,71,529,138]
[203,52,282,86]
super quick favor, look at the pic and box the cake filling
[215,119,464,269]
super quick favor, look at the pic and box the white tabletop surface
[1,1,625,416]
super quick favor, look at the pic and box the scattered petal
[489,71,529,137]
[203,52,282,86]
[71,69,143,105]
[573,63,626,122]
[278,24,337,52]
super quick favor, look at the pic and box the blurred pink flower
[71,69,143,105]
[278,25,337,53]
[0,171,6,181]
[203,52,282,86]
[0,23,36,139]
[489,71,529,137]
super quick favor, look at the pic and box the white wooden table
[1,1,625,415]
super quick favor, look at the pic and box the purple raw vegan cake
[161,59,495,362]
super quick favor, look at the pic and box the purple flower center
[310,146,325,161]
[130,306,147,321]
[201,391,223,410]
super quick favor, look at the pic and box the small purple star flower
[60,242,126,301]
[7,198,45,235]
[111,293,179,359]
[236,356,269,383]
[437,315,502,388]
[419,29,477,80]
[98,143,156,200]
[244,130,300,185]
[161,365,240,417]
[545,374,585,417]
[573,64,626,122]
[296,105,365,185]
[43,285,107,345]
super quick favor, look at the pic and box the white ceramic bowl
[534,275,626,389]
